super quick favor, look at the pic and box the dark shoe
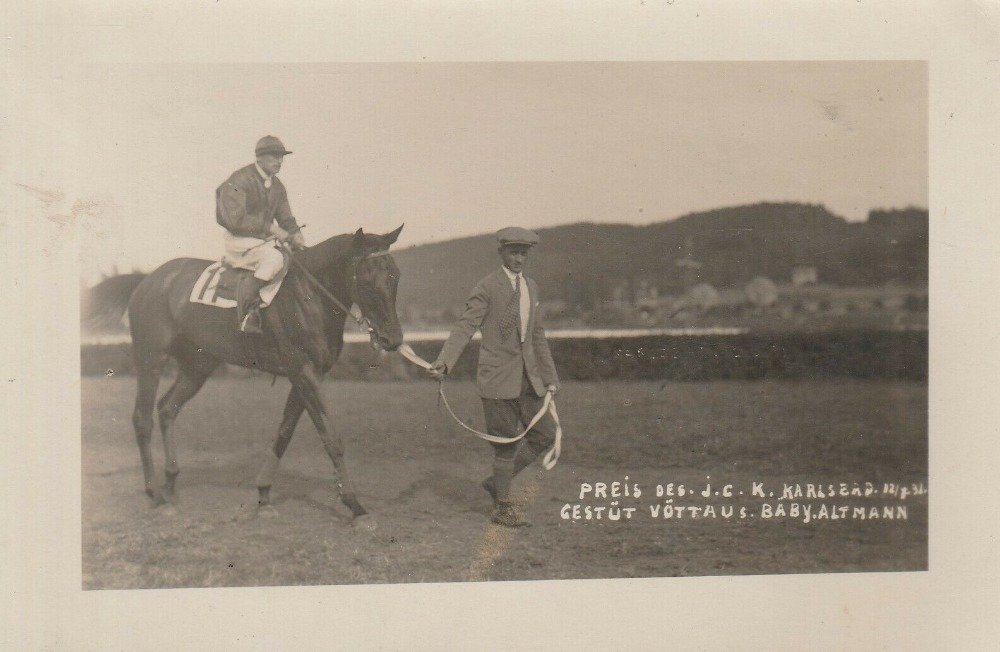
[490,502,530,528]
[482,477,497,504]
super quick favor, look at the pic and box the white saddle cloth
[189,262,285,309]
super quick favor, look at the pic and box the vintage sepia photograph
[71,61,929,589]
[10,1,1000,648]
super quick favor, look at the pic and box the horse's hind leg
[133,364,165,504]
[155,370,208,500]
[156,348,217,500]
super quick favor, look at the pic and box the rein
[280,242,389,341]
[397,344,563,470]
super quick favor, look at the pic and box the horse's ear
[384,223,404,246]
[352,228,365,254]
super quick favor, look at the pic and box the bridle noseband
[348,249,395,348]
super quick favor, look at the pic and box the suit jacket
[437,268,560,400]
[216,164,298,239]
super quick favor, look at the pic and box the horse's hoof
[148,490,168,507]
[352,514,378,532]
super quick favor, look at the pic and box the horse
[83,225,404,526]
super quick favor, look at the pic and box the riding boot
[237,276,270,334]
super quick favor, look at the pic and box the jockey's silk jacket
[216,164,299,239]
[438,268,560,400]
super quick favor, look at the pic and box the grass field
[82,376,927,589]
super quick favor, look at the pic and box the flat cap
[255,135,293,157]
[496,226,539,247]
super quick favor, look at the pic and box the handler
[428,227,560,527]
[216,135,307,334]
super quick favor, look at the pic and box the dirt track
[82,377,927,589]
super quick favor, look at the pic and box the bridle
[282,243,395,349]
[348,249,396,348]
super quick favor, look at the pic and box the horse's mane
[268,233,361,373]
[295,232,356,275]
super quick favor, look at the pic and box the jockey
[216,135,307,334]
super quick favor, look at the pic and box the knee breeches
[223,233,287,281]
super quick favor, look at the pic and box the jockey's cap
[496,227,539,248]
[255,135,293,157]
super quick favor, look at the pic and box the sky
[12,61,926,281]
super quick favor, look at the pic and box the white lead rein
[397,343,562,470]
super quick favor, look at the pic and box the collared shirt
[501,265,530,342]
[254,162,274,189]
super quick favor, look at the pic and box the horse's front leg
[255,386,306,511]
[290,365,370,525]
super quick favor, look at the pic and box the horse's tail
[81,273,148,331]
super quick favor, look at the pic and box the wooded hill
[393,202,928,313]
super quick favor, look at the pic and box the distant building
[792,265,818,286]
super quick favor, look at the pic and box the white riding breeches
[223,233,287,281]
[222,233,288,308]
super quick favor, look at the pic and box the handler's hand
[428,361,447,381]
[546,384,559,396]
[428,361,448,381]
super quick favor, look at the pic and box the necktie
[500,277,521,341]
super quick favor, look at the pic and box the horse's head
[350,224,404,352]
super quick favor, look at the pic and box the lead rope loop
[398,343,562,469]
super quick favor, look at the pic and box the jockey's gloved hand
[270,224,291,243]
[289,231,307,251]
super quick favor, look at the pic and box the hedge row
[82,330,927,382]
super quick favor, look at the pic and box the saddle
[189,261,286,310]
